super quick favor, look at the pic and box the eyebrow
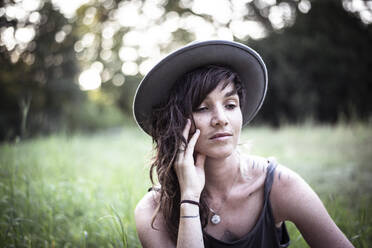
[225,89,238,98]
[201,87,238,102]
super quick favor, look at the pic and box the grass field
[0,123,371,247]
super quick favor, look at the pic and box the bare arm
[135,119,206,248]
[271,165,354,248]
[135,191,175,248]
[175,119,206,247]
[134,192,205,248]
[177,202,204,247]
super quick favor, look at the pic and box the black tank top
[203,163,291,248]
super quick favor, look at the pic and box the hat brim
[133,40,268,135]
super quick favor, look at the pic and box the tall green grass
[0,123,371,247]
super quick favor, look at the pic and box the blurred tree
[1,0,371,141]
[0,1,82,140]
[250,0,372,125]
[73,0,372,125]
[71,0,301,119]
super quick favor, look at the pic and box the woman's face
[192,81,242,159]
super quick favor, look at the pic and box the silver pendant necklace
[208,160,240,225]
[210,208,221,224]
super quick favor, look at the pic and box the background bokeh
[1,0,372,247]
[1,0,371,140]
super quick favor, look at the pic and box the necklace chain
[208,156,241,225]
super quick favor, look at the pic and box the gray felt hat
[133,40,268,135]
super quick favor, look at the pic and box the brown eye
[195,106,208,112]
[226,104,237,110]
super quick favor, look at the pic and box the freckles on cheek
[191,116,202,132]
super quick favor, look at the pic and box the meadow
[0,123,371,247]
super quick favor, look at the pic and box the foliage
[249,0,372,126]
[62,97,131,132]
[0,124,371,247]
[0,127,151,247]
[1,0,372,141]
[0,2,83,140]
[71,0,372,127]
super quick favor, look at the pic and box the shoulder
[269,162,309,222]
[240,154,318,223]
[134,190,159,235]
[240,154,296,189]
[269,162,354,247]
[134,190,175,247]
[240,154,270,180]
[135,190,159,220]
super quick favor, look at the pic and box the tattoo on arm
[277,170,292,181]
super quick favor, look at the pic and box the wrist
[180,199,200,207]
[180,192,200,202]
[180,200,199,215]
[179,205,199,220]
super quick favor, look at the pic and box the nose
[211,105,228,127]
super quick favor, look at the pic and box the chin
[199,146,236,159]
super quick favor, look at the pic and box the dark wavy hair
[149,65,246,243]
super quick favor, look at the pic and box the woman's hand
[174,119,206,202]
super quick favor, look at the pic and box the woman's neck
[204,152,240,197]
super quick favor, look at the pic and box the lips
[210,132,232,140]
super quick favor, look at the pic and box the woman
[133,40,353,247]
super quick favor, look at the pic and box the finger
[185,129,200,158]
[176,145,186,163]
[195,153,206,169]
[176,121,190,162]
[182,119,191,139]
[180,119,191,150]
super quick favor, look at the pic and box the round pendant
[211,214,221,224]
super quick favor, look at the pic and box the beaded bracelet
[180,200,200,207]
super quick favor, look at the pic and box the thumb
[195,153,206,170]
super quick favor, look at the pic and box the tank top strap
[264,158,278,200]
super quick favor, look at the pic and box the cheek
[191,115,204,132]
[194,135,207,154]
[231,111,243,140]
[192,119,204,150]
[189,117,203,143]
[235,110,243,128]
